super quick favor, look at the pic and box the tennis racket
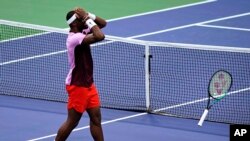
[198,70,232,126]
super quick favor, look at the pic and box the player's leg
[55,85,87,140]
[55,109,82,141]
[87,107,104,141]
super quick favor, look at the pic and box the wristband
[88,12,96,20]
[85,19,97,29]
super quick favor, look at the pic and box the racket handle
[198,109,209,126]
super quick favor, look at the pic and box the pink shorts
[66,84,100,113]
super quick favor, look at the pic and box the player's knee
[66,119,80,129]
[72,120,80,128]
[90,116,102,127]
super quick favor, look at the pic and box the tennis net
[0,20,249,124]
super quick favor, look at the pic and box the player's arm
[74,7,107,29]
[88,12,107,29]
[81,19,105,45]
[74,7,105,44]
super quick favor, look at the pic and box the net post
[145,44,151,112]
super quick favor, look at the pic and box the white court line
[0,50,67,66]
[3,3,247,141]
[0,0,218,66]
[0,0,216,43]
[0,40,115,66]
[2,12,250,66]
[107,0,217,22]
[27,86,250,141]
[154,87,250,113]
[27,113,147,141]
[0,32,51,43]
[197,24,250,32]
[129,12,250,39]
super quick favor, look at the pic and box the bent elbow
[95,33,105,41]
[99,34,105,41]
[102,21,107,28]
[98,20,107,28]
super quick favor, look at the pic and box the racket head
[208,70,232,100]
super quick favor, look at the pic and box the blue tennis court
[0,0,250,140]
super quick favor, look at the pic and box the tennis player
[55,7,106,141]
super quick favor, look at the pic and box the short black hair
[66,10,75,21]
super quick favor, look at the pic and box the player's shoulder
[67,32,85,41]
[68,32,84,39]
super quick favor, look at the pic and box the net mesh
[0,20,250,124]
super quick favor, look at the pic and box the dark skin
[72,8,106,44]
[55,8,106,141]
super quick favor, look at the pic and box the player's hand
[74,7,88,20]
